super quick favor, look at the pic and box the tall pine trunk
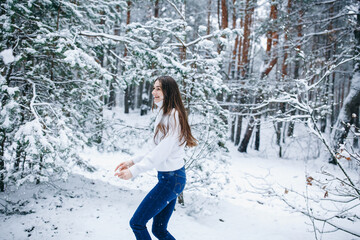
[281,0,291,79]
[288,8,303,137]
[124,1,131,114]
[240,0,254,78]
[217,0,228,54]
[0,129,5,192]
[228,0,238,78]
[237,0,255,152]
[207,0,212,35]
[221,0,228,30]
[261,0,278,78]
[177,0,187,206]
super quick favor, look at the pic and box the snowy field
[0,141,356,240]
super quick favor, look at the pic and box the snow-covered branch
[307,54,360,91]
[303,27,348,38]
[164,0,186,21]
[79,31,132,44]
[142,25,186,47]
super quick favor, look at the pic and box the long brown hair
[153,76,197,147]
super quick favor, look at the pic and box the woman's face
[152,80,164,103]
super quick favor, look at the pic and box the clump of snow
[198,39,214,50]
[0,48,15,64]
[185,26,193,32]
[198,25,207,34]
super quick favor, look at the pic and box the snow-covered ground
[0,141,355,240]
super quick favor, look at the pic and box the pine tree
[0,0,125,190]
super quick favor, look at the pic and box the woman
[114,76,197,240]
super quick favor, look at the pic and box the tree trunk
[36,154,43,185]
[221,0,228,30]
[287,113,295,137]
[108,79,116,109]
[237,0,256,149]
[261,0,278,78]
[124,86,130,114]
[0,68,11,191]
[238,116,254,152]
[217,0,221,30]
[254,119,260,151]
[138,80,144,109]
[178,1,187,206]
[288,8,303,137]
[207,0,212,35]
[228,0,238,78]
[123,0,131,114]
[0,129,5,192]
[235,115,242,146]
[130,84,135,110]
[275,121,282,157]
[237,17,243,76]
[321,3,336,133]
[281,0,291,79]
[154,0,160,17]
[141,81,152,116]
[217,0,228,53]
[180,46,187,106]
[293,8,303,80]
[230,115,235,142]
[109,5,122,110]
[353,106,359,148]
[240,0,254,78]
[14,144,22,172]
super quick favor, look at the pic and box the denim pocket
[158,168,186,196]
[173,173,186,195]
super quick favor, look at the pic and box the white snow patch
[0,48,15,64]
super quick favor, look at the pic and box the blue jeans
[130,166,186,240]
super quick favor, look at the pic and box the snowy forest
[1,0,360,239]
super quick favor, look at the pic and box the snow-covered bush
[0,0,126,190]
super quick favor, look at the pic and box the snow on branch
[142,25,186,47]
[79,31,132,44]
[303,27,348,38]
[165,0,185,21]
[141,25,219,48]
[307,53,360,91]
[183,33,219,48]
[280,195,360,239]
[80,29,218,51]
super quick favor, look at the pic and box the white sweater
[129,102,186,177]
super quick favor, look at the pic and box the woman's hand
[114,160,134,172]
[114,161,134,180]
[114,169,133,180]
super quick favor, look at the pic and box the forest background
[1,0,359,238]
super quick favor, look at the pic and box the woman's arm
[129,110,181,177]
